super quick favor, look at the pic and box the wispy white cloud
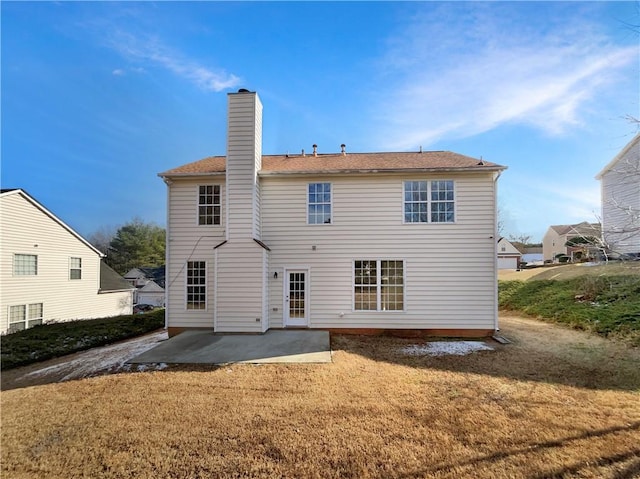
[107,30,240,92]
[111,68,125,76]
[373,4,638,150]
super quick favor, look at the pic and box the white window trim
[185,260,207,311]
[8,302,44,332]
[402,180,456,224]
[307,182,333,225]
[352,259,406,313]
[196,184,222,226]
[13,253,38,276]
[69,257,82,280]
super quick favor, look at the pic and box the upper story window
[308,183,331,224]
[14,254,37,276]
[198,185,221,225]
[404,180,455,223]
[69,257,82,280]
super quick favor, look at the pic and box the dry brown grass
[2,315,640,478]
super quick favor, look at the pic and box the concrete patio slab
[128,330,332,364]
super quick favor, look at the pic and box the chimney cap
[237,88,251,93]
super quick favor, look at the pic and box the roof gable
[0,189,104,258]
[595,133,640,179]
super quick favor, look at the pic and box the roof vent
[419,146,423,154]
[302,149,305,157]
[313,144,318,156]
[340,144,346,156]
[477,156,485,166]
[238,88,250,93]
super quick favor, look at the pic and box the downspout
[163,177,172,331]
[493,171,502,333]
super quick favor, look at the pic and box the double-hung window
[186,261,206,310]
[69,257,82,280]
[404,180,455,223]
[14,254,37,276]
[354,260,404,311]
[308,183,331,224]
[198,185,221,225]
[8,303,43,333]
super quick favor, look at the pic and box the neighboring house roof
[100,262,135,293]
[595,133,640,180]
[497,238,521,257]
[139,280,164,293]
[124,266,166,288]
[548,222,601,237]
[0,189,105,257]
[159,151,506,177]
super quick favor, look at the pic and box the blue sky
[2,1,638,242]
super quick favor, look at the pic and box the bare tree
[87,225,118,255]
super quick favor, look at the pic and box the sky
[2,1,638,242]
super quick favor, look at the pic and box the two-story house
[543,222,602,263]
[595,133,640,256]
[158,90,506,337]
[0,189,134,334]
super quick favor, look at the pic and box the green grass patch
[1,309,165,370]
[499,275,640,345]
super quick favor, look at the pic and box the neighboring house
[497,238,521,270]
[595,133,640,256]
[158,90,507,337]
[124,266,166,306]
[0,189,134,334]
[542,222,601,262]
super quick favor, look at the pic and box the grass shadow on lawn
[329,320,640,392]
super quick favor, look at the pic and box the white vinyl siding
[14,254,37,276]
[164,179,224,329]
[262,172,497,330]
[69,257,82,280]
[1,192,132,334]
[600,140,640,254]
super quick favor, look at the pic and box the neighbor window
[198,185,221,225]
[186,261,206,310]
[404,180,455,223]
[354,260,404,311]
[308,183,331,224]
[13,254,37,276]
[69,257,82,280]
[8,303,43,333]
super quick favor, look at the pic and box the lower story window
[186,261,206,310]
[8,303,43,333]
[354,260,404,311]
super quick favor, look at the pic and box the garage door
[498,257,518,270]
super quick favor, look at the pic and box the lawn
[2,315,639,479]
[499,262,640,345]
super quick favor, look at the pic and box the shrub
[1,309,165,370]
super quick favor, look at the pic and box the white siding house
[0,189,134,334]
[497,238,521,269]
[159,90,507,337]
[595,134,640,256]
